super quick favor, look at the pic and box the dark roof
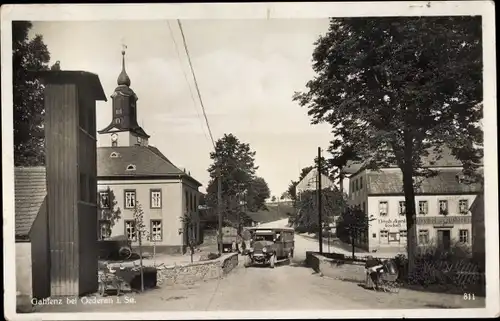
[15,167,47,238]
[367,168,483,195]
[97,145,202,186]
[35,70,107,102]
[98,126,150,139]
[343,146,473,176]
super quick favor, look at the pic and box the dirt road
[36,219,484,313]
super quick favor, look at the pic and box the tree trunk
[138,230,144,292]
[351,232,355,260]
[402,161,418,274]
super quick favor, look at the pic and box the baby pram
[365,258,401,293]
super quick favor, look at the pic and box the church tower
[98,47,150,147]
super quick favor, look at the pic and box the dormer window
[110,152,119,158]
[126,164,136,171]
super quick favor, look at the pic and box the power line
[176,19,216,149]
[176,19,222,255]
[167,20,210,143]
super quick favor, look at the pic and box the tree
[181,211,197,263]
[246,176,271,211]
[336,205,376,259]
[206,133,258,224]
[294,17,483,272]
[271,196,277,202]
[132,202,147,292]
[98,187,122,240]
[13,21,51,166]
[295,188,346,233]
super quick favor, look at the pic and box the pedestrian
[365,255,384,290]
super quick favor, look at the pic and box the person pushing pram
[364,255,400,292]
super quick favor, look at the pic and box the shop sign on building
[416,216,471,226]
[378,218,406,228]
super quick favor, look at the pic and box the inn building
[343,148,483,254]
[96,50,203,253]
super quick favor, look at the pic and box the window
[125,190,136,209]
[388,232,399,242]
[418,229,429,244]
[99,191,110,209]
[99,220,111,240]
[418,201,428,215]
[359,176,363,189]
[125,220,136,241]
[110,152,119,158]
[438,200,448,215]
[398,201,406,216]
[194,195,198,211]
[150,220,162,242]
[380,230,389,243]
[355,179,359,191]
[116,108,122,115]
[400,230,407,238]
[459,229,469,243]
[185,191,189,212]
[379,201,388,216]
[372,233,377,238]
[126,164,136,171]
[112,141,118,147]
[459,199,469,214]
[115,118,121,124]
[150,189,161,208]
[363,202,366,214]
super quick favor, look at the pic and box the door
[437,230,451,251]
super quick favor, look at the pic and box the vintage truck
[218,226,242,253]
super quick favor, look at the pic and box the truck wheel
[270,254,276,268]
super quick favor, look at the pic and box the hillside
[245,203,295,224]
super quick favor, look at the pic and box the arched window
[126,164,136,171]
[110,152,119,158]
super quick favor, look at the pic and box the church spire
[117,45,131,87]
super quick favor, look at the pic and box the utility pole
[317,147,323,254]
[217,167,223,255]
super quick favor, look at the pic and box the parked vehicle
[242,227,295,268]
[218,226,242,253]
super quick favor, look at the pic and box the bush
[393,241,480,290]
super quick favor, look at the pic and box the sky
[30,19,334,195]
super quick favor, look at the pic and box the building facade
[96,50,202,254]
[295,168,336,198]
[344,148,482,254]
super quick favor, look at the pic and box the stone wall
[306,251,365,283]
[157,253,238,285]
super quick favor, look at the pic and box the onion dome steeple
[117,47,131,87]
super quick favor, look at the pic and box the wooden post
[39,71,107,297]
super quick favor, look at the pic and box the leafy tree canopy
[13,21,51,166]
[206,133,271,224]
[294,17,483,179]
[246,176,271,211]
[294,16,483,268]
[295,188,346,231]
